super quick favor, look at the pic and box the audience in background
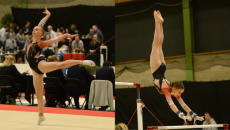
[47,25,58,50]
[92,25,104,43]
[95,60,115,111]
[0,25,9,43]
[15,28,25,50]
[58,38,69,53]
[56,28,62,39]
[41,26,49,41]
[59,27,65,34]
[72,35,84,53]
[89,34,101,54]
[22,34,30,51]
[47,25,56,38]
[66,37,73,52]
[57,28,60,33]
[18,34,30,63]
[42,34,55,59]
[70,24,79,35]
[66,59,95,109]
[0,37,4,53]
[202,112,217,130]
[66,28,70,34]
[5,28,16,40]
[5,33,17,53]
[9,23,15,33]
[0,22,113,111]
[65,28,73,43]
[115,123,128,130]
[22,21,32,35]
[0,55,28,104]
[20,35,30,54]
[85,29,93,39]
[44,55,67,108]
[14,25,20,34]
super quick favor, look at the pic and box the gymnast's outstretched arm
[38,7,50,27]
[164,91,180,112]
[176,96,204,121]
[176,96,191,113]
[38,33,78,49]
[163,90,189,119]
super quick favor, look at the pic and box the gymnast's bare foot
[153,10,164,24]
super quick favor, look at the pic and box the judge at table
[0,55,28,104]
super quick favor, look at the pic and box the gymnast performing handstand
[26,7,95,125]
[150,10,204,123]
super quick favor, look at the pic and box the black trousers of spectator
[66,84,90,109]
[0,74,27,104]
[0,83,21,104]
[73,94,89,109]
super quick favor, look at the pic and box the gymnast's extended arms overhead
[35,7,78,49]
[38,7,50,28]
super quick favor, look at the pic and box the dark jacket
[67,65,95,96]
[0,65,25,83]
[89,41,101,54]
[22,26,32,35]
[0,65,26,90]
[96,66,115,95]
[43,49,55,59]
[0,41,3,49]
[45,69,65,90]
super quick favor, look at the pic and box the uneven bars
[148,124,229,130]
[115,82,135,86]
[115,82,140,90]
[116,82,143,130]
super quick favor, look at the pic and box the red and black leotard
[152,63,186,106]
[25,41,46,74]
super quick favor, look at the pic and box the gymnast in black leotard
[27,8,95,126]
[26,41,46,74]
[150,10,204,123]
[152,63,166,94]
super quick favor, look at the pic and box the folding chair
[63,78,86,109]
[43,77,61,107]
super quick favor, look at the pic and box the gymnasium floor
[0,95,115,130]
